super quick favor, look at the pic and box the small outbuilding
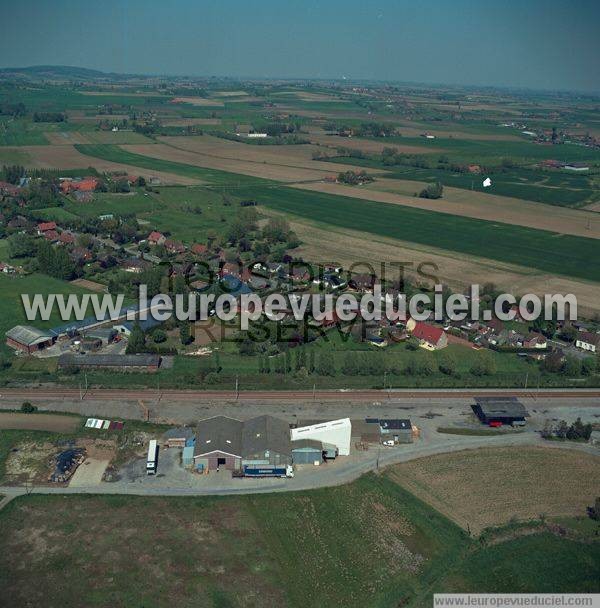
[473,397,529,425]
[379,419,413,444]
[291,439,324,464]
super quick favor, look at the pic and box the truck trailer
[234,465,294,478]
[146,439,158,475]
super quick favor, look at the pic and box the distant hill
[0,65,133,81]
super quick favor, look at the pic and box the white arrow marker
[483,177,492,187]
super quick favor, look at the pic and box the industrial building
[193,415,292,472]
[5,325,56,354]
[290,418,352,456]
[473,397,529,425]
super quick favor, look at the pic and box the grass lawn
[0,471,597,607]
[0,273,92,355]
[32,206,80,223]
[435,533,600,594]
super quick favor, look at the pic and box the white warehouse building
[290,418,352,456]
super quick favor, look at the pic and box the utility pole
[524,372,528,390]
[313,382,316,401]
[235,375,239,400]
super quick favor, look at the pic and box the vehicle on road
[233,465,294,478]
[146,440,158,475]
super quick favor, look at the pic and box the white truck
[146,439,158,475]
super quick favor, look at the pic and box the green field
[328,157,598,207]
[238,184,600,283]
[0,118,49,145]
[0,472,597,608]
[71,144,600,283]
[375,135,600,164]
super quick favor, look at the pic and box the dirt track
[0,412,79,433]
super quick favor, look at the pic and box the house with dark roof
[349,273,376,292]
[523,333,548,349]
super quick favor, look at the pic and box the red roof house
[191,243,208,255]
[410,321,448,350]
[148,231,166,246]
[58,232,76,245]
[37,221,57,234]
[43,230,59,242]
[164,239,186,254]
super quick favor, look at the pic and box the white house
[575,332,600,353]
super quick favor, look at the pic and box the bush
[419,181,443,199]
[152,329,167,344]
[21,401,37,413]
[470,351,497,376]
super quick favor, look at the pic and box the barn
[58,353,161,372]
[193,416,243,471]
[5,325,56,354]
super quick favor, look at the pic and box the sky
[1,0,599,92]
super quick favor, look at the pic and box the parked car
[382,439,395,447]
[489,421,503,428]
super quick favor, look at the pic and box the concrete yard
[69,458,109,487]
